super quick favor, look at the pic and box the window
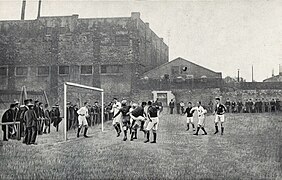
[101,65,123,74]
[81,65,92,75]
[171,66,180,75]
[115,35,129,46]
[37,66,49,76]
[15,67,28,76]
[59,66,69,75]
[0,67,8,76]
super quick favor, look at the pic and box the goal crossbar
[64,82,104,141]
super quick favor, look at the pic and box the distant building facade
[0,12,168,104]
[142,57,222,80]
[263,67,282,82]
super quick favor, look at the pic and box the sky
[0,0,281,82]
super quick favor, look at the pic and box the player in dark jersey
[112,100,131,141]
[129,102,146,141]
[144,101,159,143]
[184,102,195,131]
[214,97,227,135]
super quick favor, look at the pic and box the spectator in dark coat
[1,104,16,141]
[225,98,231,113]
[43,104,51,134]
[23,102,38,145]
[276,98,280,112]
[169,99,175,114]
[270,99,276,112]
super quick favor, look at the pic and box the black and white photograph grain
[0,0,282,179]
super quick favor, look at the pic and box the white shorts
[146,117,159,131]
[187,117,194,123]
[130,114,146,122]
[112,114,122,125]
[78,116,88,127]
[215,114,225,123]
[198,116,205,127]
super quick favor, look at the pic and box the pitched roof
[143,57,220,75]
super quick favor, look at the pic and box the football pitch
[0,113,282,180]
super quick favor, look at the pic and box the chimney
[21,0,26,20]
[251,65,254,82]
[131,12,140,19]
[272,69,275,77]
[279,64,282,76]
[37,0,42,19]
[145,22,149,27]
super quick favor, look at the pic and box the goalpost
[64,82,104,141]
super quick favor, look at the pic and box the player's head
[44,104,49,109]
[147,101,152,106]
[10,103,16,110]
[188,102,192,107]
[197,101,201,107]
[121,99,127,106]
[141,102,147,107]
[215,97,220,104]
[39,102,43,108]
[95,101,98,105]
[113,98,118,103]
[132,103,138,108]
[84,102,88,106]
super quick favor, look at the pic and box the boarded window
[59,66,69,75]
[15,67,28,76]
[115,35,129,46]
[171,66,180,75]
[38,66,49,76]
[0,67,8,76]
[81,65,92,75]
[101,65,123,74]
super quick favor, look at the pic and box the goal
[63,82,104,141]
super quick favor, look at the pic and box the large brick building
[0,12,168,105]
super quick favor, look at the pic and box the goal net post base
[64,82,104,141]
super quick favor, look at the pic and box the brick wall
[0,13,168,106]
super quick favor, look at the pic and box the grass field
[1,113,282,180]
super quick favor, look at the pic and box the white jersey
[77,106,89,116]
[112,102,121,116]
[191,106,207,117]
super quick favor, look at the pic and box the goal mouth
[64,82,104,141]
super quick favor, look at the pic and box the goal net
[63,82,104,141]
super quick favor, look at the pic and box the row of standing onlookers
[168,98,281,115]
[1,99,61,144]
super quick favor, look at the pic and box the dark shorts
[122,116,130,127]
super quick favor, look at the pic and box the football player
[144,101,159,143]
[214,97,227,135]
[111,98,122,137]
[129,102,147,141]
[184,102,195,131]
[112,100,131,141]
[77,102,90,138]
[191,101,208,135]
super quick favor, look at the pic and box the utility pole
[251,65,254,82]
[21,0,26,20]
[37,0,42,19]
[237,69,240,82]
